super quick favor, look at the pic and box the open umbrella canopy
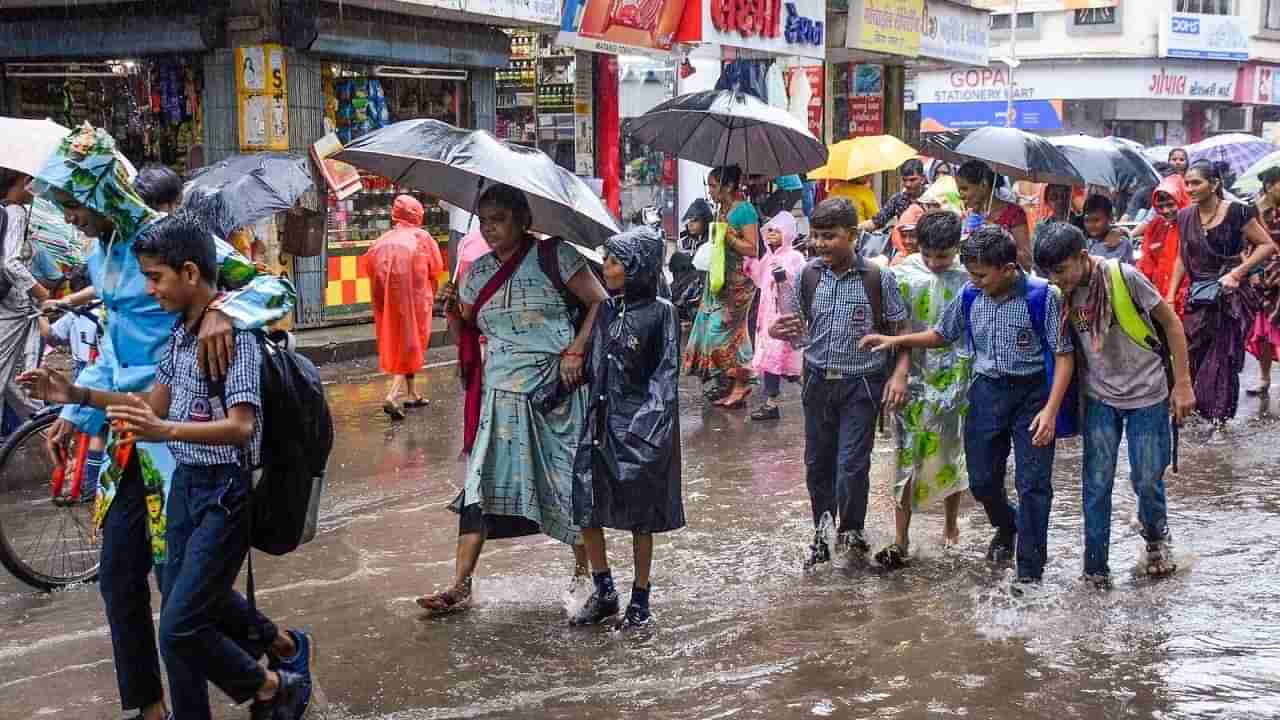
[919,127,1085,186]
[1231,148,1280,195]
[0,117,71,177]
[1048,135,1159,191]
[183,152,315,238]
[623,89,826,176]
[1187,133,1278,177]
[336,119,619,247]
[1143,144,1175,165]
[807,136,917,181]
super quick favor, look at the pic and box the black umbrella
[336,119,619,247]
[920,127,1085,186]
[1049,135,1159,192]
[623,89,826,176]
[183,153,315,238]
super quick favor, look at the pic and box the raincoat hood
[32,123,158,242]
[392,194,425,228]
[1152,174,1190,211]
[605,226,664,301]
[682,198,713,224]
[762,211,797,249]
[919,176,964,216]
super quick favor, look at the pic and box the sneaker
[569,589,620,626]
[804,535,831,569]
[270,630,314,718]
[249,670,307,720]
[750,404,781,421]
[619,603,653,629]
[837,530,870,556]
[986,530,1016,565]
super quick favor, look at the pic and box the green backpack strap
[1107,259,1159,352]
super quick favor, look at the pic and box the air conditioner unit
[1210,106,1253,133]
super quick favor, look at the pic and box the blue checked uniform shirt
[934,274,1072,379]
[156,323,263,468]
[794,261,908,376]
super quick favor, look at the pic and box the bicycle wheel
[0,410,100,591]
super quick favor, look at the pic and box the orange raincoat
[1136,175,1190,316]
[368,195,444,375]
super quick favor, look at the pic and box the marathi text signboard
[1158,11,1249,62]
[849,64,883,137]
[846,0,923,57]
[919,0,989,66]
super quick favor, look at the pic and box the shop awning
[311,14,511,69]
[0,13,208,60]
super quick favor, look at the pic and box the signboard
[784,65,824,139]
[920,100,1064,131]
[694,0,827,59]
[558,0,686,55]
[1235,64,1280,106]
[235,45,289,152]
[849,64,883,136]
[311,133,363,200]
[465,0,562,25]
[575,51,595,176]
[919,0,989,66]
[914,60,1238,103]
[971,0,1115,10]
[1158,12,1249,62]
[846,0,924,57]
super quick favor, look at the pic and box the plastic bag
[692,241,713,272]
[708,221,727,296]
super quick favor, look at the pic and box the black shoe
[570,590,620,626]
[619,603,653,629]
[837,530,870,556]
[1082,573,1112,590]
[986,530,1016,565]
[805,536,831,569]
[249,670,306,720]
[1009,576,1040,597]
[750,404,781,421]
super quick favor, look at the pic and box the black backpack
[248,330,334,556]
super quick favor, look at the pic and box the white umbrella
[0,117,71,177]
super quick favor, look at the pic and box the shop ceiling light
[6,61,137,78]
[372,66,469,81]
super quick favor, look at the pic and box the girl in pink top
[746,211,807,421]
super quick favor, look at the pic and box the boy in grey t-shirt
[1036,223,1196,585]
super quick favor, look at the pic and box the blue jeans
[98,452,164,712]
[965,374,1056,580]
[159,464,278,719]
[802,370,884,534]
[1082,397,1172,577]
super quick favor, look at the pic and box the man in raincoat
[571,226,684,629]
[368,194,444,419]
[32,124,301,720]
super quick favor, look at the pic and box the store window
[990,12,1035,30]
[1110,120,1167,147]
[324,63,469,144]
[618,58,676,225]
[1175,0,1234,14]
[4,59,203,174]
[495,31,578,172]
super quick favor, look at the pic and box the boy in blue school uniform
[22,213,313,720]
[771,198,912,568]
[862,225,1075,586]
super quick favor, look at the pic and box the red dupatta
[459,240,533,454]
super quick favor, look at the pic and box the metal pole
[1006,0,1017,128]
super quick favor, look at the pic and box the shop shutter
[473,69,496,133]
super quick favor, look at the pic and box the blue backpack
[960,276,1079,439]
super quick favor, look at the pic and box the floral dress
[892,254,972,510]
[683,201,757,380]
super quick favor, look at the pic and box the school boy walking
[771,198,911,569]
[863,225,1075,587]
[1036,222,1193,584]
[22,213,314,720]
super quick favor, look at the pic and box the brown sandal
[417,579,472,614]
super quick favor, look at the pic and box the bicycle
[0,302,103,591]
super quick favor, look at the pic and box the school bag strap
[537,235,588,329]
[1105,258,1175,388]
[798,256,885,331]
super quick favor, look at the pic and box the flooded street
[2,355,1279,719]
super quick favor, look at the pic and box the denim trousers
[802,370,884,534]
[159,463,278,720]
[98,452,164,712]
[964,374,1056,580]
[762,372,781,399]
[1082,397,1172,577]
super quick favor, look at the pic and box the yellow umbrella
[807,136,918,181]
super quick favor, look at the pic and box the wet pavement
[2,354,1279,720]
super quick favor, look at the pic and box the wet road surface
[2,354,1279,719]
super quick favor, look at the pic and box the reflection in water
[0,362,1277,719]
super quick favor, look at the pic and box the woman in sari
[1135,174,1191,317]
[683,165,759,408]
[955,160,1031,270]
[422,184,606,614]
[1247,167,1280,397]
[1169,161,1278,422]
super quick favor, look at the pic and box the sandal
[750,404,780,421]
[404,397,431,408]
[1145,539,1178,578]
[417,579,472,614]
[383,400,406,420]
[874,543,910,570]
[1245,385,1270,396]
[717,387,753,409]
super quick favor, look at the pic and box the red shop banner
[849,95,883,136]
[784,65,824,140]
